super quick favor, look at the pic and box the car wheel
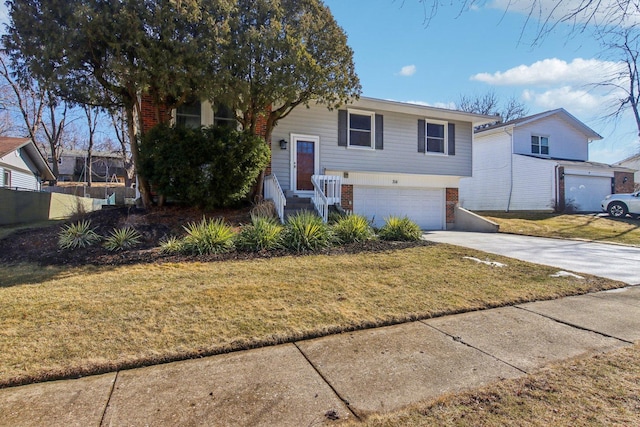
[608,202,628,218]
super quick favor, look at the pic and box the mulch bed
[0,206,430,267]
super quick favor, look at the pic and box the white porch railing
[264,174,286,223]
[311,174,342,222]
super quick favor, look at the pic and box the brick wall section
[445,187,458,225]
[614,171,635,193]
[341,184,353,210]
[255,112,272,175]
[557,166,565,212]
[140,94,171,133]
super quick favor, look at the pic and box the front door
[291,134,319,194]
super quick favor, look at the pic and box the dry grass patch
[349,343,640,426]
[480,212,640,246]
[0,244,622,387]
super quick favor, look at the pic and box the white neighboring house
[0,137,55,191]
[459,109,635,213]
[616,153,640,190]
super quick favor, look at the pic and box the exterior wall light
[279,139,288,150]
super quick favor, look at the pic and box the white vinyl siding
[0,149,41,191]
[509,155,556,210]
[512,115,589,161]
[459,132,512,211]
[272,101,472,191]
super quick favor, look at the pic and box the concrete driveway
[423,231,640,285]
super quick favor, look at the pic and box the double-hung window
[3,169,10,187]
[531,135,549,155]
[348,109,375,149]
[214,104,236,129]
[175,100,202,128]
[426,120,447,154]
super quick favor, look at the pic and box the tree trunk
[126,103,152,209]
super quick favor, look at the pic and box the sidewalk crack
[99,371,119,427]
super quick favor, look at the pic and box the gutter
[505,127,514,212]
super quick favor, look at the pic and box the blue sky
[323,0,640,164]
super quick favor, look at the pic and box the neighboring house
[152,97,497,230]
[41,148,127,183]
[0,137,55,191]
[616,153,640,190]
[459,109,635,213]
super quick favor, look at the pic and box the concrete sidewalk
[1,286,639,426]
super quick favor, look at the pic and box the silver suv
[601,191,640,218]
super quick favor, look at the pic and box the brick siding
[614,171,635,193]
[341,184,353,210]
[445,187,458,225]
[557,166,565,212]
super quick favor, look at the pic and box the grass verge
[479,212,640,246]
[0,243,623,388]
[348,343,640,426]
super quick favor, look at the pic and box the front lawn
[0,244,622,388]
[479,212,640,246]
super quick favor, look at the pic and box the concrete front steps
[284,196,316,219]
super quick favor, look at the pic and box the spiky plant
[58,220,101,250]
[333,213,375,244]
[181,217,236,255]
[378,216,423,241]
[283,211,333,252]
[103,227,142,251]
[236,215,284,251]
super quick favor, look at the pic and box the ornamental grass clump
[159,235,184,254]
[333,213,375,244]
[236,215,284,252]
[58,220,101,250]
[180,217,236,255]
[378,216,423,241]
[103,227,142,252]
[283,211,333,252]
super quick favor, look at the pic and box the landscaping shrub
[103,227,142,251]
[139,124,270,208]
[181,217,236,255]
[283,211,333,251]
[333,213,374,243]
[58,220,101,250]
[159,236,184,254]
[236,215,284,251]
[378,216,423,241]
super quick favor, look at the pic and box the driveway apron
[423,231,640,285]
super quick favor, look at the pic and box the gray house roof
[0,137,56,181]
[476,108,603,141]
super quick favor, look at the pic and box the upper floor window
[531,135,549,155]
[426,121,447,154]
[348,109,375,149]
[175,100,201,128]
[214,104,236,129]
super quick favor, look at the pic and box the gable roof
[616,153,640,165]
[476,108,602,141]
[0,137,56,181]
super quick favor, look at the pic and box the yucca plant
[159,235,184,254]
[283,211,333,252]
[236,215,284,251]
[332,213,375,244]
[103,226,142,251]
[181,217,236,255]
[58,220,101,250]
[378,216,423,241]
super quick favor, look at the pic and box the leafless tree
[110,108,135,187]
[457,90,528,127]
[82,104,101,186]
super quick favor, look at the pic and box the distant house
[459,109,635,212]
[616,153,640,190]
[0,137,55,190]
[42,148,127,183]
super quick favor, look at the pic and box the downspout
[505,127,514,212]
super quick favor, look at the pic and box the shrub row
[58,213,423,255]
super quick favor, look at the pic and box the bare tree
[457,90,528,127]
[82,104,100,186]
[110,108,135,187]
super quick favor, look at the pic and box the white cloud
[471,58,622,86]
[406,100,457,109]
[397,65,417,77]
[521,86,603,114]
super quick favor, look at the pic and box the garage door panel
[353,186,445,230]
[565,175,612,212]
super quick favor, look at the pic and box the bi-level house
[149,96,496,230]
[459,109,635,213]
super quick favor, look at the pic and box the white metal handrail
[264,174,286,223]
[311,174,342,222]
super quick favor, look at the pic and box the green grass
[479,212,640,246]
[0,243,622,388]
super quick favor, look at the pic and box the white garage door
[565,175,613,212]
[353,186,445,230]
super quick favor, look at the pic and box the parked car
[601,192,640,218]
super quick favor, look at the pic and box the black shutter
[448,123,455,156]
[375,114,384,150]
[418,119,425,153]
[338,110,347,146]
